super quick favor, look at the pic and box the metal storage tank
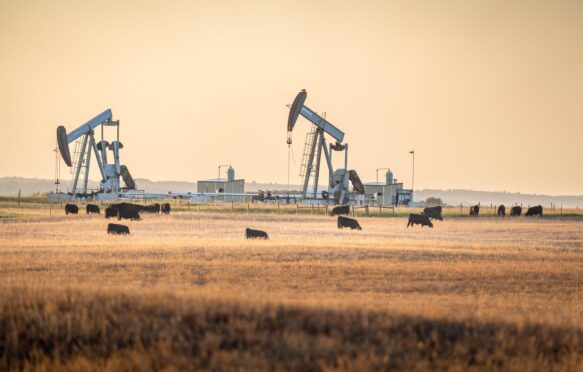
[227,167,235,182]
[385,170,393,185]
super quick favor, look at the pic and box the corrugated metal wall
[197,180,247,202]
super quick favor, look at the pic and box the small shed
[197,178,247,203]
[363,182,410,206]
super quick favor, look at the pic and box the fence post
[49,202,52,216]
[365,205,369,216]
[325,205,329,216]
[296,204,299,214]
[277,202,280,214]
[198,204,201,213]
[460,203,462,214]
[560,205,562,215]
[247,203,250,214]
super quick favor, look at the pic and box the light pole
[409,150,415,192]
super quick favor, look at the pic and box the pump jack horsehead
[287,90,365,205]
[55,109,136,200]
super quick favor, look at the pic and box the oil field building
[363,170,413,206]
[197,167,248,203]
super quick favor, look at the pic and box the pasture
[1,201,583,370]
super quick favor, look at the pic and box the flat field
[1,202,583,370]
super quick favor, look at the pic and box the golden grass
[1,204,583,370]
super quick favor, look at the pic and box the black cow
[422,206,443,221]
[64,204,78,215]
[105,207,117,219]
[337,216,362,230]
[469,205,480,216]
[330,205,350,216]
[107,223,130,235]
[407,214,433,228]
[510,206,522,216]
[161,203,171,215]
[109,202,145,213]
[86,204,100,214]
[525,205,543,217]
[143,203,160,214]
[118,209,141,221]
[497,205,506,217]
[245,228,269,239]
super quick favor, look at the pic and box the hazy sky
[1,0,582,194]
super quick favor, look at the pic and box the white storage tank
[386,170,393,185]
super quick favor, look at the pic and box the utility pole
[409,150,415,192]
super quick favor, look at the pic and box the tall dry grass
[1,205,583,370]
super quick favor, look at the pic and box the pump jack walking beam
[287,90,344,143]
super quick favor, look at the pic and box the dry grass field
[1,202,583,370]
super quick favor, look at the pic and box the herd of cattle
[62,201,545,238]
[64,202,171,235]
[406,204,544,228]
[244,208,362,239]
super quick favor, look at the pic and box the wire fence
[1,196,582,218]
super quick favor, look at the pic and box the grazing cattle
[330,205,350,216]
[525,205,543,217]
[105,207,117,219]
[497,205,506,217]
[407,213,433,228]
[407,214,433,228]
[107,223,130,235]
[422,206,443,221]
[469,205,480,216]
[161,203,171,215]
[510,206,522,216]
[143,203,160,214]
[64,204,78,215]
[86,204,100,214]
[245,228,269,239]
[337,216,362,230]
[109,202,145,213]
[117,209,141,221]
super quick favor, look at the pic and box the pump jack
[287,90,364,204]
